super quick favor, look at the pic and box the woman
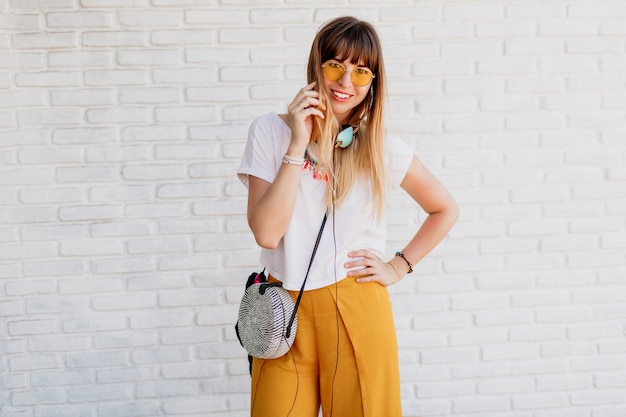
[237,16,458,417]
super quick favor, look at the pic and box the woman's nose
[338,68,353,87]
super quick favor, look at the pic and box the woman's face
[321,58,373,124]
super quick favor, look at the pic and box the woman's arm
[247,82,324,249]
[346,155,459,285]
[392,155,459,275]
[247,163,303,249]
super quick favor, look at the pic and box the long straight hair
[306,16,387,219]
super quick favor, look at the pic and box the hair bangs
[321,23,378,71]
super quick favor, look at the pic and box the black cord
[285,337,299,417]
[328,203,340,417]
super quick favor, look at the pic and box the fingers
[288,97,323,118]
[289,84,316,108]
[288,95,314,111]
[288,82,325,118]
[291,97,320,113]
[345,249,380,275]
[347,249,378,262]
[346,249,401,286]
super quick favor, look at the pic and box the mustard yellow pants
[250,276,402,417]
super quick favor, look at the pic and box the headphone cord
[328,201,340,417]
[284,341,299,417]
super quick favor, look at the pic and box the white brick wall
[1,1,625,416]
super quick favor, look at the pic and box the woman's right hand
[247,83,326,248]
[286,82,325,150]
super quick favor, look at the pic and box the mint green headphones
[335,125,358,148]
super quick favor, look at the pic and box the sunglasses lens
[352,69,373,87]
[323,63,344,81]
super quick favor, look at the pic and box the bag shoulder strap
[285,212,328,338]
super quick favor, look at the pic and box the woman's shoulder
[250,112,288,131]
[247,112,291,152]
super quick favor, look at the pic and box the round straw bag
[236,213,327,361]
[237,282,297,359]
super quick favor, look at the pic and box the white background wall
[1,1,625,416]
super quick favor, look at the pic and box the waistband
[268,274,356,293]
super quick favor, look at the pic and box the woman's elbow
[248,216,281,249]
[431,197,459,230]
[254,234,280,250]
[444,198,460,230]
[249,221,282,249]
[449,199,460,224]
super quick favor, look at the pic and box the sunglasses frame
[321,60,375,87]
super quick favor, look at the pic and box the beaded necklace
[302,124,358,182]
[304,148,329,182]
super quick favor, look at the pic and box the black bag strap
[285,212,328,338]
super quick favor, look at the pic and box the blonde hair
[306,16,387,219]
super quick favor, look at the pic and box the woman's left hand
[345,249,402,286]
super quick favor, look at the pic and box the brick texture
[1,1,625,416]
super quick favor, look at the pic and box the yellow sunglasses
[321,61,375,87]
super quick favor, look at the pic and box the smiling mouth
[331,90,352,100]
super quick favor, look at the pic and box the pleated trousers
[250,276,402,417]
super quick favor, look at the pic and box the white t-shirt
[237,112,414,291]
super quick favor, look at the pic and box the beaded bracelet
[282,153,306,167]
[395,251,413,274]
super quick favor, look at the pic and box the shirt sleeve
[385,135,414,189]
[237,114,281,189]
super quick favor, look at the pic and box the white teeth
[333,91,350,99]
